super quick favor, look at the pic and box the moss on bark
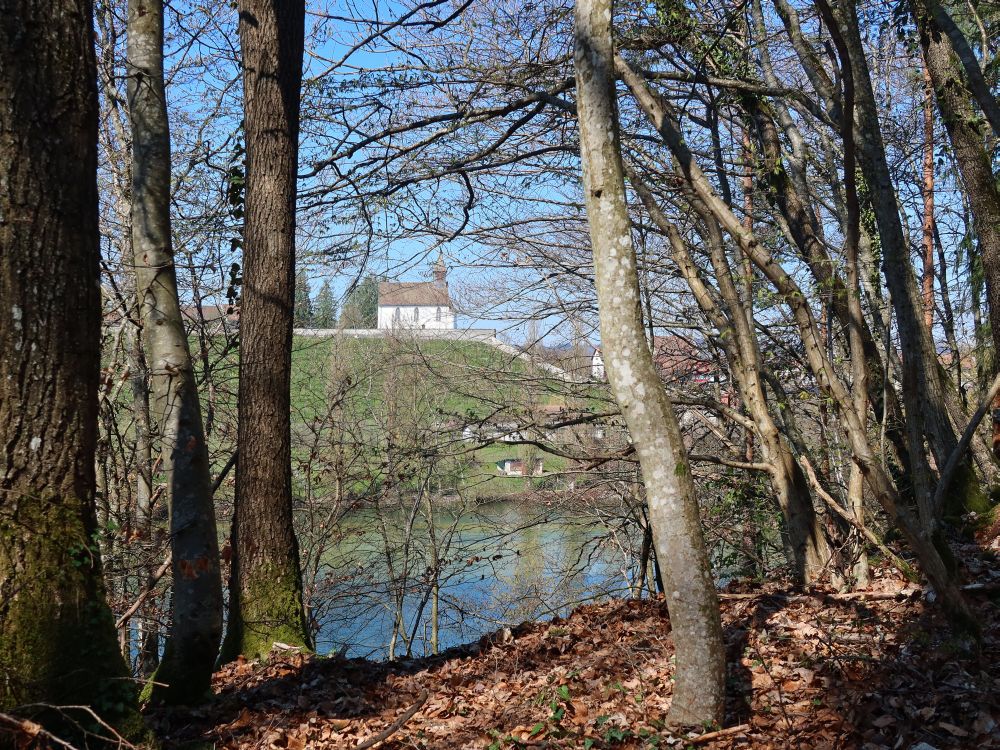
[943,460,992,518]
[0,495,144,745]
[220,563,311,663]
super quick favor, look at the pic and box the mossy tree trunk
[574,0,726,725]
[127,0,223,702]
[220,0,311,662]
[0,0,139,736]
[913,0,1000,519]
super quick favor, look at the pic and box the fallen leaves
[148,549,1000,750]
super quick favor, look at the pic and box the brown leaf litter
[151,547,999,749]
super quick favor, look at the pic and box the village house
[376,255,456,330]
[180,304,240,334]
[495,457,545,477]
[591,334,720,385]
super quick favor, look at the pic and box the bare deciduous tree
[127,0,223,702]
[222,0,311,661]
[574,0,725,725]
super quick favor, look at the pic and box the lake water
[312,499,639,659]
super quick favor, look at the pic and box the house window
[436,306,442,322]
[413,306,419,321]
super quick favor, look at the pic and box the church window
[413,306,419,321]
[436,307,441,322]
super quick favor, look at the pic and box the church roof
[378,281,450,307]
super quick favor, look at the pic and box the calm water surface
[314,500,635,659]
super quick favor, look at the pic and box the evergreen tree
[340,273,380,328]
[294,269,314,326]
[314,279,338,328]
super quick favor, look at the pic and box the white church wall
[377,304,455,330]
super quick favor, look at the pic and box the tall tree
[913,0,1000,480]
[613,54,973,627]
[314,279,338,328]
[294,269,314,327]
[630,173,835,585]
[127,0,223,701]
[0,0,139,734]
[830,0,975,525]
[222,0,311,660]
[770,0,979,525]
[340,273,380,328]
[574,0,725,725]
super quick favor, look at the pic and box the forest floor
[152,542,1000,750]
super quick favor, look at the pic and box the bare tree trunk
[913,0,1000,491]
[630,172,833,584]
[0,0,139,735]
[833,0,980,524]
[127,327,161,677]
[925,0,1000,139]
[738,82,911,478]
[934,223,963,403]
[613,53,973,624]
[221,0,311,661]
[127,0,223,701]
[574,0,725,725]
[921,63,936,332]
[823,2,870,587]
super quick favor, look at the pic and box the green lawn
[111,332,602,499]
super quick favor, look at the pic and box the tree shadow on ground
[719,570,999,749]
[149,556,999,750]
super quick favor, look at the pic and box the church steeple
[433,251,447,286]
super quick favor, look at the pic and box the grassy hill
[172,332,605,500]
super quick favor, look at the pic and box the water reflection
[315,500,635,659]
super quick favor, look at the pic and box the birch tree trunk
[221,0,311,661]
[0,0,139,735]
[127,0,223,702]
[574,0,725,725]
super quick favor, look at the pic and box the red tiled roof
[595,335,717,381]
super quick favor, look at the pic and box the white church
[376,255,456,330]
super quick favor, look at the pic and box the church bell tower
[433,251,447,287]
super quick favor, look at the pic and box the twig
[0,712,78,749]
[962,582,1000,593]
[685,723,751,744]
[718,588,919,602]
[116,554,171,629]
[825,589,917,600]
[354,689,429,749]
[211,450,238,496]
[12,704,139,749]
